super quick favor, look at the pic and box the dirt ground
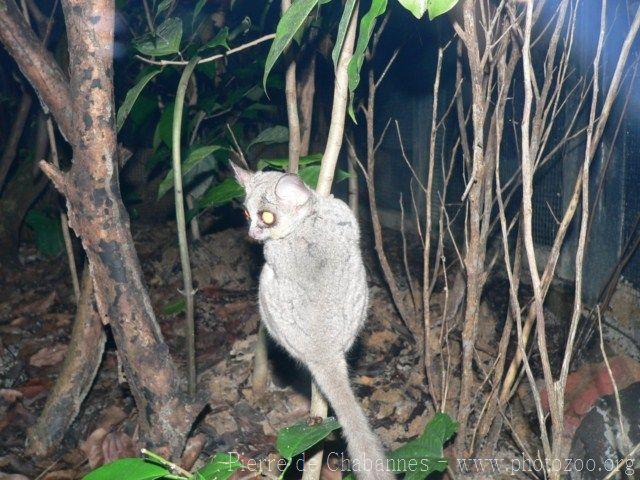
[2,219,639,480]
[0,220,445,479]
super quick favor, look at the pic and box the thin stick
[602,442,640,480]
[141,0,155,34]
[423,47,444,411]
[282,0,301,174]
[225,124,249,169]
[596,306,631,452]
[136,34,276,66]
[172,57,200,396]
[45,117,80,301]
[316,1,359,195]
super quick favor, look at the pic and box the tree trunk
[0,0,203,457]
[26,267,105,456]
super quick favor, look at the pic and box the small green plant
[24,209,65,258]
[82,413,457,480]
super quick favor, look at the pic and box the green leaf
[276,417,341,460]
[247,125,289,149]
[116,69,161,132]
[134,17,183,57]
[24,210,64,258]
[129,94,158,128]
[155,0,172,18]
[263,0,319,90]
[156,102,175,148]
[386,412,457,480]
[193,452,243,480]
[347,0,388,121]
[198,178,245,209]
[199,27,230,52]
[397,0,427,18]
[292,15,311,46]
[257,153,323,170]
[82,458,169,480]
[189,176,214,200]
[181,147,222,185]
[331,0,357,69]
[158,145,224,198]
[244,85,264,102]
[298,164,350,189]
[162,298,186,315]
[427,0,458,19]
[193,0,207,24]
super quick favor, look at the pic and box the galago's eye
[259,210,276,226]
[243,209,250,220]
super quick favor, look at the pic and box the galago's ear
[230,162,253,188]
[275,173,311,207]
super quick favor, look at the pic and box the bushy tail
[307,358,395,480]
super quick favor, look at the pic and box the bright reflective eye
[260,210,276,226]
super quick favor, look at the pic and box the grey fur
[233,166,394,480]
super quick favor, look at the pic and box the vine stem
[172,56,200,397]
[136,34,275,66]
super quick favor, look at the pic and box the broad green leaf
[116,69,161,132]
[129,94,158,128]
[347,0,388,121]
[199,27,230,52]
[134,17,183,57]
[198,178,245,209]
[156,102,175,148]
[386,412,457,480]
[83,458,169,480]
[263,0,319,90]
[194,452,243,480]
[247,125,289,149]
[298,164,350,189]
[189,176,214,200]
[427,0,459,19]
[276,417,341,460]
[158,145,224,198]
[197,61,217,79]
[397,0,427,18]
[292,15,312,46]
[331,0,357,68]
[162,298,186,315]
[24,210,64,258]
[181,148,221,188]
[257,153,323,170]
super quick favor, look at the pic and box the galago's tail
[307,358,395,480]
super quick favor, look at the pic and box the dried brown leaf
[29,344,68,367]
